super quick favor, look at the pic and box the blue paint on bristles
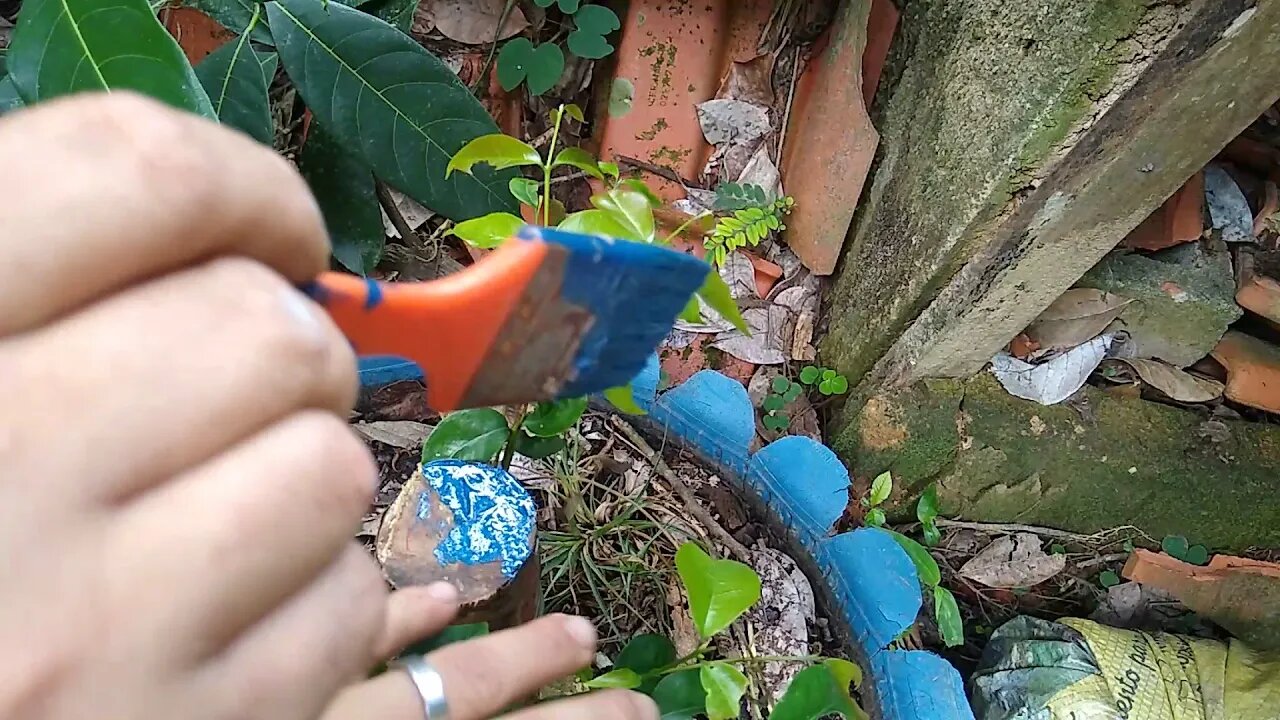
[516,226,709,398]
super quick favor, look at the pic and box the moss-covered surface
[823,0,1152,384]
[833,376,1280,551]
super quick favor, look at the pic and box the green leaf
[496,38,565,95]
[701,664,748,720]
[828,375,849,394]
[934,587,964,648]
[678,295,703,323]
[195,38,276,145]
[592,182,658,242]
[1162,535,1190,560]
[509,177,542,207]
[524,397,588,437]
[697,272,750,334]
[770,664,866,720]
[298,122,384,275]
[9,0,216,119]
[762,395,785,413]
[356,0,419,31]
[824,658,863,692]
[401,622,489,657]
[0,74,24,116]
[1050,543,1067,555]
[421,409,510,463]
[783,384,803,403]
[562,102,585,123]
[922,521,942,547]
[1184,544,1209,566]
[799,366,820,384]
[533,0,555,6]
[653,670,706,720]
[586,668,642,690]
[448,212,524,249]
[763,413,790,432]
[714,182,771,211]
[822,369,837,381]
[268,0,516,221]
[599,160,620,180]
[887,531,941,587]
[558,208,634,239]
[1099,570,1121,588]
[567,30,613,59]
[183,0,276,44]
[916,485,940,525]
[868,471,893,507]
[771,376,791,393]
[557,0,581,11]
[511,431,566,460]
[615,634,677,674]
[448,135,542,177]
[604,384,647,415]
[864,508,886,528]
[675,543,761,639]
[573,4,621,34]
[553,147,604,179]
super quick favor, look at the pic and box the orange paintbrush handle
[304,240,550,411]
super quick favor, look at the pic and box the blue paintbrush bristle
[518,226,709,396]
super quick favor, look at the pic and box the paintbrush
[303,226,708,411]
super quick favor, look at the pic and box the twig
[614,154,708,190]
[935,519,1106,543]
[470,0,519,96]
[550,169,589,186]
[611,418,752,563]
[775,45,802,167]
[375,180,438,262]
[1074,552,1131,570]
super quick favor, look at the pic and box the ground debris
[959,533,1067,589]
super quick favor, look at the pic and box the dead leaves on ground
[959,533,1066,589]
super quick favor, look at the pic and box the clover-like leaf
[268,0,515,220]
[1161,535,1190,561]
[934,587,964,648]
[1184,545,1209,566]
[524,397,588,437]
[821,369,837,381]
[868,471,893,507]
[701,664,748,720]
[675,543,761,639]
[448,135,542,177]
[771,376,791,393]
[9,0,216,119]
[762,395,785,413]
[573,3,620,34]
[567,30,613,59]
[763,414,790,432]
[1099,570,1121,588]
[448,212,524,249]
[799,365,820,384]
[497,37,565,95]
[421,409,510,463]
[783,384,803,403]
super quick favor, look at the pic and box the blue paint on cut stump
[364,277,383,311]
[650,370,753,475]
[518,226,709,398]
[421,460,535,579]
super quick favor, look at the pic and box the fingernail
[279,286,328,343]
[564,615,597,648]
[631,692,660,720]
[424,582,458,604]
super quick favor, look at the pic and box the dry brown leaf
[1105,358,1224,403]
[746,549,815,706]
[1025,289,1132,350]
[715,54,776,106]
[353,421,432,449]
[959,533,1067,588]
[416,0,529,45]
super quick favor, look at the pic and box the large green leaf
[592,180,658,242]
[586,668,641,690]
[934,586,964,648]
[614,634,675,694]
[696,271,750,334]
[603,384,647,415]
[770,664,867,720]
[267,0,517,221]
[523,397,588,437]
[184,0,276,45]
[675,543,761,639]
[448,212,524,250]
[701,664,748,720]
[0,74,23,115]
[421,409,510,463]
[558,209,634,239]
[652,670,706,720]
[194,33,276,144]
[447,134,542,176]
[298,122,384,275]
[9,0,216,119]
[887,530,941,588]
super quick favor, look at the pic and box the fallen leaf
[1103,358,1223,403]
[715,54,776,107]
[736,143,783,200]
[696,98,770,147]
[379,186,436,239]
[959,533,1066,589]
[746,548,815,706]
[1025,289,1131,350]
[416,0,529,45]
[1204,163,1255,244]
[990,335,1113,406]
[353,420,433,449]
[712,305,792,365]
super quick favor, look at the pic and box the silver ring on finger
[392,655,450,720]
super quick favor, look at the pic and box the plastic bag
[971,616,1280,720]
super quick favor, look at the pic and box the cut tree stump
[377,460,540,631]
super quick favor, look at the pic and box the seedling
[799,365,849,396]
[704,188,796,268]
[1099,570,1121,588]
[860,471,892,528]
[497,1,621,95]
[761,376,804,433]
[917,484,942,547]
[1161,534,1209,566]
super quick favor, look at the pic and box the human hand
[0,92,657,720]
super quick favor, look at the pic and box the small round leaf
[762,395,785,413]
[572,4,621,33]
[865,508,886,528]
[420,409,510,463]
[1162,535,1190,560]
[771,376,792,393]
[799,365,820,384]
[1184,544,1209,566]
[1099,570,1121,588]
[524,397,588,437]
[567,30,613,59]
